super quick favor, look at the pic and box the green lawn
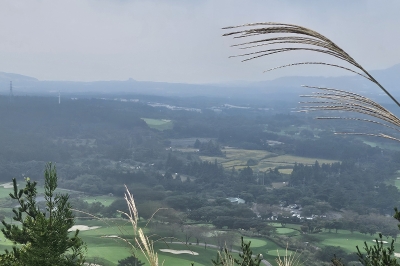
[0,239,15,249]
[77,218,286,266]
[78,219,146,265]
[80,221,231,266]
[7,218,390,266]
[275,228,299,235]
[86,245,132,265]
[141,118,173,131]
[310,229,400,253]
[242,237,267,248]
[394,179,400,190]
[241,237,284,266]
[83,195,117,207]
[0,185,13,199]
[0,183,67,200]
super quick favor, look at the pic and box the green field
[200,147,339,172]
[241,237,286,264]
[141,118,173,131]
[78,218,325,266]
[311,229,400,253]
[74,219,142,265]
[0,185,13,198]
[242,238,267,248]
[394,179,400,190]
[362,139,400,151]
[275,228,298,235]
[0,182,48,198]
[2,214,399,266]
[0,181,396,265]
[0,183,82,200]
[83,195,116,207]
[75,217,286,266]
[80,221,234,265]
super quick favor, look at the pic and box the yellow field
[263,155,337,165]
[200,147,339,172]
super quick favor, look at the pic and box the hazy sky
[0,0,399,83]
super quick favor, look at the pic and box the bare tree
[191,226,210,246]
[255,203,282,219]
[212,231,226,251]
[151,223,180,243]
[182,225,194,244]
[224,231,237,252]
[212,231,238,252]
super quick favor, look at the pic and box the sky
[0,0,399,83]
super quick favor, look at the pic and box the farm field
[141,118,173,131]
[200,147,339,172]
[277,168,293,174]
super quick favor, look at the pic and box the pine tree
[0,163,86,266]
[117,255,145,266]
[212,237,262,266]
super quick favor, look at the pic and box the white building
[226,197,245,204]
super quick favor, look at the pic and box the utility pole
[9,81,13,101]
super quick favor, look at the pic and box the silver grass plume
[223,22,400,141]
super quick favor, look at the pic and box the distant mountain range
[0,64,399,103]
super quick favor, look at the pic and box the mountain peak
[0,72,38,83]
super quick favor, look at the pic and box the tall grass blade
[223,22,400,107]
[223,22,400,141]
